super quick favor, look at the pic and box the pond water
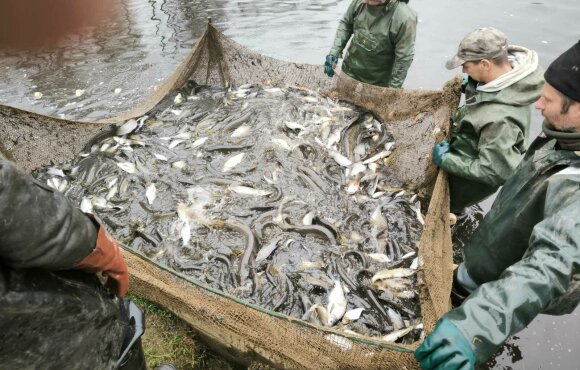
[1,0,578,368]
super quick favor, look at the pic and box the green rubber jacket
[329,0,417,88]
[444,130,580,363]
[441,47,544,211]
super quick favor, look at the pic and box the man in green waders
[432,28,544,213]
[324,0,417,88]
[415,41,580,370]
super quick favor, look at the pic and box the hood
[478,45,540,92]
[468,45,544,107]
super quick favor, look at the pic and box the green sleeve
[445,170,580,363]
[329,0,358,57]
[388,13,417,88]
[440,116,525,187]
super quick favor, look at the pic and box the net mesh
[0,22,459,369]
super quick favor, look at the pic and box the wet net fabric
[0,23,458,369]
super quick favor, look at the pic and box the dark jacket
[444,131,580,363]
[0,160,124,369]
[329,0,417,88]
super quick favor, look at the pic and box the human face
[363,0,388,5]
[535,82,580,132]
[462,60,488,83]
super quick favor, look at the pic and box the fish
[371,268,416,282]
[272,138,291,151]
[80,197,93,214]
[172,161,186,169]
[381,323,423,343]
[168,139,185,149]
[106,185,118,200]
[284,121,306,131]
[300,274,334,289]
[302,211,315,225]
[387,307,405,330]
[47,167,66,177]
[367,253,391,263]
[303,303,329,326]
[302,96,318,104]
[180,222,191,246]
[191,137,208,149]
[324,334,353,351]
[174,93,183,105]
[343,308,365,322]
[146,183,157,205]
[231,125,251,138]
[346,178,360,194]
[117,119,139,136]
[117,162,136,174]
[299,260,326,271]
[370,206,388,230]
[228,185,272,197]
[327,280,347,326]
[362,149,393,165]
[255,237,292,263]
[161,132,191,141]
[349,162,366,177]
[222,153,245,172]
[328,149,352,167]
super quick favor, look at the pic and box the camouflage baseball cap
[445,27,509,70]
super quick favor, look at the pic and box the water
[1,0,578,367]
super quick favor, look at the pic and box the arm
[388,13,417,88]
[440,114,525,186]
[0,160,128,297]
[329,0,358,57]
[445,171,580,363]
[0,160,97,269]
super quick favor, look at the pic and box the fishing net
[0,22,459,369]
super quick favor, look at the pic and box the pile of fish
[34,82,426,343]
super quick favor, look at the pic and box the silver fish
[327,280,347,326]
[231,125,251,138]
[117,162,136,174]
[191,137,208,149]
[146,183,157,205]
[343,308,365,322]
[381,324,423,343]
[228,185,272,197]
[222,153,245,172]
[328,149,352,167]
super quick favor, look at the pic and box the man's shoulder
[393,2,417,22]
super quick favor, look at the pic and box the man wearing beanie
[415,41,580,369]
[432,27,544,213]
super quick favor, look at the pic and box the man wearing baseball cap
[432,27,544,213]
[416,41,580,370]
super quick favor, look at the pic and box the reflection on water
[0,0,579,368]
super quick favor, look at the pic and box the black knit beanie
[545,40,580,102]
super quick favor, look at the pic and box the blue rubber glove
[461,75,469,93]
[415,318,476,370]
[432,141,450,167]
[324,55,338,77]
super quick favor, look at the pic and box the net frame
[0,21,459,369]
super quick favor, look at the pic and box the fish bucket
[0,22,460,369]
